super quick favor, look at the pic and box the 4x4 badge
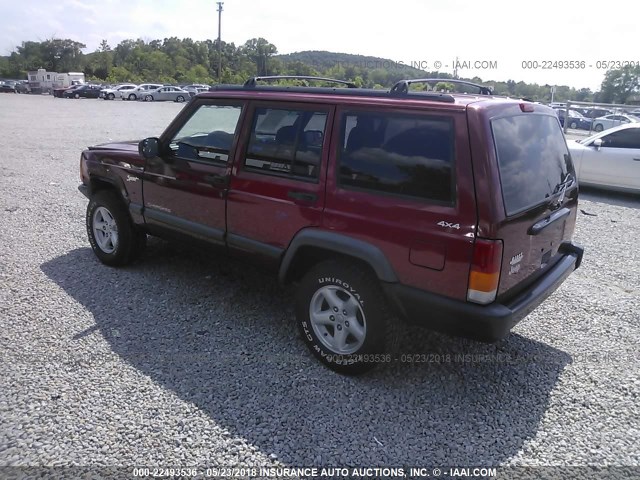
[437,221,460,229]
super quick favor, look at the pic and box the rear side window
[245,107,328,180]
[338,112,455,203]
[492,114,574,216]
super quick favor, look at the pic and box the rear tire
[176,95,185,102]
[86,191,145,267]
[295,260,397,375]
[570,121,577,129]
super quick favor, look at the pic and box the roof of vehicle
[204,76,548,109]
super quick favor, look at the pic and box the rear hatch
[490,108,578,299]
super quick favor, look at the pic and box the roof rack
[244,75,358,88]
[209,83,457,103]
[390,78,493,95]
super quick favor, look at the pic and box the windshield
[492,114,575,216]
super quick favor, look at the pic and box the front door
[142,99,245,244]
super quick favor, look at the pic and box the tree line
[1,37,638,104]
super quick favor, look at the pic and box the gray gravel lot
[0,94,639,473]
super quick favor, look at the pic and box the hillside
[275,50,438,79]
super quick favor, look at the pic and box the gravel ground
[0,94,639,474]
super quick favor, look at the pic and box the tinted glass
[492,114,574,216]
[601,129,640,149]
[245,108,327,179]
[339,112,454,202]
[170,104,242,162]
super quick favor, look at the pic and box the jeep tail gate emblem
[509,252,523,275]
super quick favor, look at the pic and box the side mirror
[592,138,603,150]
[139,137,160,159]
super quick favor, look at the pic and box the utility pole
[217,2,224,81]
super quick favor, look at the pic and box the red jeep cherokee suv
[79,76,584,374]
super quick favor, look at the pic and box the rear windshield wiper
[551,172,574,207]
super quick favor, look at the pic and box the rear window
[492,114,574,216]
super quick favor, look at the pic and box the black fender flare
[278,229,398,284]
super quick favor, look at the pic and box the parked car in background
[77,75,584,374]
[555,109,593,130]
[100,84,137,100]
[54,83,84,98]
[123,83,163,101]
[592,114,640,132]
[0,81,17,93]
[140,86,189,102]
[583,108,613,119]
[15,80,30,93]
[568,123,640,193]
[63,84,103,99]
[183,85,210,97]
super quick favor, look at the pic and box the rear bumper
[384,241,584,342]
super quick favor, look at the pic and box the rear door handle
[287,191,317,202]
[633,158,640,161]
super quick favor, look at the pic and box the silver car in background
[124,83,163,101]
[592,114,640,132]
[100,84,137,100]
[567,123,640,193]
[141,86,189,102]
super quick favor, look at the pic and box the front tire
[127,93,136,101]
[295,260,396,374]
[145,95,153,102]
[176,95,185,102]
[86,191,145,267]
[594,124,604,132]
[107,93,115,100]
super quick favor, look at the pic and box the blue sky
[1,0,638,91]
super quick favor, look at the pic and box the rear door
[489,109,578,297]
[323,106,477,300]
[226,102,333,260]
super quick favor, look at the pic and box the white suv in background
[123,83,163,101]
[100,84,137,100]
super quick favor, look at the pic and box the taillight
[467,238,503,305]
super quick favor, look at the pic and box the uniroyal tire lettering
[317,277,363,305]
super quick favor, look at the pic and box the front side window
[338,112,455,203]
[169,103,243,163]
[601,129,640,149]
[245,107,328,179]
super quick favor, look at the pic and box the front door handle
[204,173,228,186]
[287,191,317,202]
[633,158,640,162]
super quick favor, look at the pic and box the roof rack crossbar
[390,78,493,95]
[244,76,358,88]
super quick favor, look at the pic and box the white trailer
[27,69,85,94]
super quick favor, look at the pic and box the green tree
[598,65,640,104]
[241,38,277,75]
